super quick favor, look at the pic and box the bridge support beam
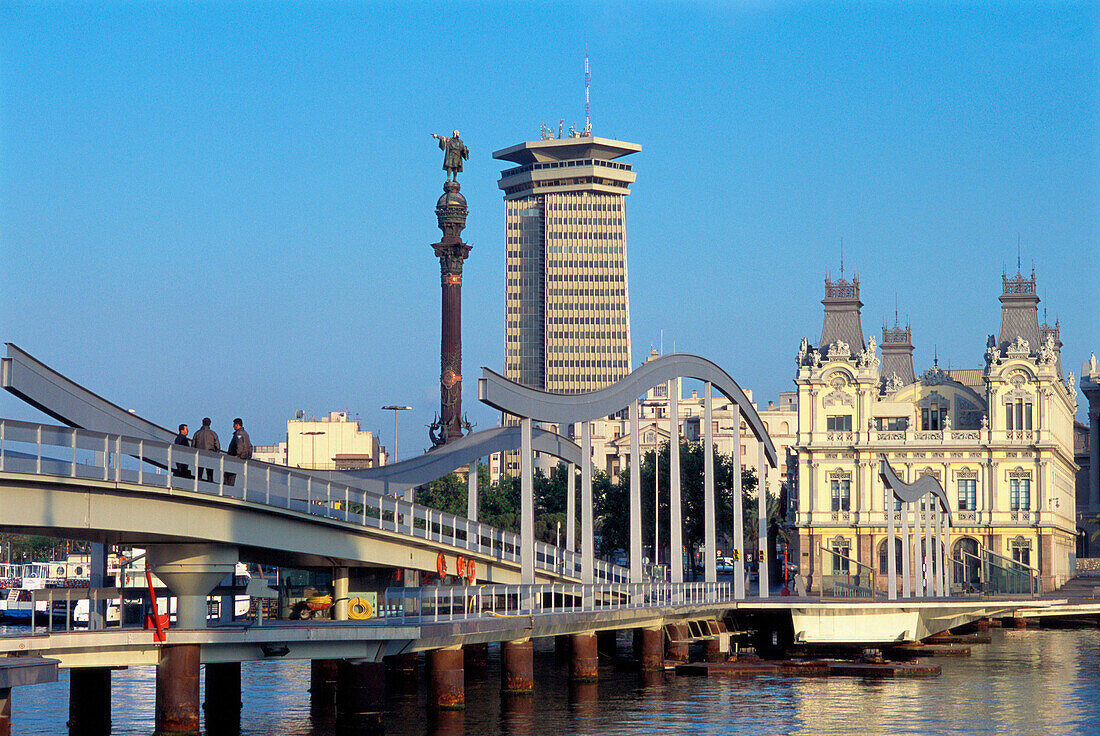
[146,544,237,629]
[502,638,534,694]
[633,627,664,671]
[203,662,241,728]
[428,647,464,710]
[336,660,385,733]
[68,667,111,735]
[570,633,598,682]
[310,659,339,713]
[664,624,689,663]
[1,688,10,736]
[154,644,200,735]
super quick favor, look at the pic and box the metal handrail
[0,418,633,584]
[819,546,878,599]
[381,581,733,624]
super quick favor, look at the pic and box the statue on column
[431,130,469,182]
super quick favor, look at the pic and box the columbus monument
[428,130,472,446]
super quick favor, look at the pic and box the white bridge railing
[382,582,734,624]
[0,419,631,584]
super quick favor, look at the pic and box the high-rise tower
[493,135,639,393]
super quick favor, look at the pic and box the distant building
[792,268,1079,592]
[253,411,387,470]
[493,134,639,395]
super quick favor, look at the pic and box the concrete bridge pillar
[203,662,242,728]
[146,544,237,629]
[570,632,598,682]
[428,646,464,710]
[463,643,489,671]
[336,660,385,733]
[154,644,201,735]
[633,627,664,671]
[68,667,111,735]
[501,638,534,694]
[310,659,339,714]
[1,687,11,736]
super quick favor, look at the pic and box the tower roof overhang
[493,136,641,165]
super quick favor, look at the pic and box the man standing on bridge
[172,423,191,478]
[192,417,219,482]
[224,418,252,486]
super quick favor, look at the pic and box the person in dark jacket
[191,417,220,482]
[172,423,192,478]
[224,418,252,486]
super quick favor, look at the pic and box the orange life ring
[456,556,467,578]
[466,560,476,584]
[436,552,447,577]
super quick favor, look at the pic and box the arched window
[878,538,903,574]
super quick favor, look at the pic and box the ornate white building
[792,270,1078,592]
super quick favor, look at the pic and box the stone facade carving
[1005,335,1031,361]
[797,337,808,367]
[920,365,951,386]
[822,377,854,407]
[1038,332,1057,366]
[883,371,905,395]
[826,340,851,362]
[857,335,880,369]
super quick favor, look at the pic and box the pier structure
[0,344,1066,733]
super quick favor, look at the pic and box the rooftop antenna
[1017,234,1021,272]
[894,293,899,326]
[584,54,592,136]
[840,238,845,276]
[934,345,939,367]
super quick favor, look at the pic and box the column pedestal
[68,667,111,735]
[633,627,664,671]
[428,647,464,710]
[310,659,339,714]
[336,660,385,733]
[154,644,201,735]
[570,633,598,682]
[501,639,534,694]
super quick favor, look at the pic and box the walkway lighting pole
[299,431,324,469]
[382,405,413,463]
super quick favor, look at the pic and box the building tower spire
[997,264,1041,356]
[881,312,916,388]
[820,270,864,359]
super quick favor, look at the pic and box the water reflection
[4,628,1100,734]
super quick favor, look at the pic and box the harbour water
[4,625,1099,735]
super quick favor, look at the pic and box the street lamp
[299,431,324,469]
[382,405,413,464]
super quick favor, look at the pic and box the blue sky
[1,1,1096,453]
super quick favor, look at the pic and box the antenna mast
[583,54,591,136]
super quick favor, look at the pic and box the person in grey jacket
[191,417,219,482]
[224,418,252,486]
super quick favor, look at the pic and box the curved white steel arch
[478,353,779,468]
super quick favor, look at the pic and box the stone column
[155,644,201,735]
[468,459,478,521]
[570,632,598,682]
[1090,404,1099,514]
[501,639,534,694]
[703,384,716,583]
[310,659,339,713]
[633,627,663,671]
[428,647,464,710]
[336,660,385,733]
